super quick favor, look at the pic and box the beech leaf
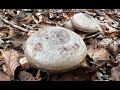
[1,49,20,78]
[87,48,110,67]
[87,48,110,62]
[0,70,10,81]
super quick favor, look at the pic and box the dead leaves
[49,66,98,81]
[19,57,35,69]
[87,48,110,62]
[87,47,110,68]
[0,70,10,81]
[1,9,120,81]
[34,69,41,80]
[17,70,35,81]
[17,69,41,81]
[109,64,120,81]
[0,49,20,79]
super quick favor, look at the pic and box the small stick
[0,16,29,32]
[84,32,102,39]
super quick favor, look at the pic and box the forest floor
[0,9,120,81]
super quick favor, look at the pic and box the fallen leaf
[93,48,110,61]
[48,66,98,81]
[100,22,117,38]
[99,38,119,55]
[10,33,28,49]
[91,72,97,81]
[17,70,35,81]
[0,60,4,67]
[9,28,26,38]
[21,15,35,24]
[1,49,20,79]
[0,26,10,36]
[109,64,120,81]
[116,54,120,63]
[87,39,98,50]
[34,69,41,80]
[27,29,37,36]
[19,56,35,69]
[88,48,110,61]
[104,15,114,25]
[19,57,28,65]
[0,70,10,81]
[87,47,110,67]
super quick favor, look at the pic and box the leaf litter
[0,9,120,81]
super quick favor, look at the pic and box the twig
[0,16,29,32]
[84,32,102,39]
[22,24,33,29]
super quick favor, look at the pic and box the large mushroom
[24,26,87,73]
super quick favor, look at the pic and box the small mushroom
[63,19,76,31]
[71,13,102,33]
[24,26,87,73]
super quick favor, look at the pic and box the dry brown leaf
[87,39,98,50]
[87,48,110,62]
[109,64,120,81]
[27,29,37,36]
[9,28,26,38]
[0,55,5,67]
[1,49,20,78]
[87,47,110,67]
[19,56,35,69]
[99,38,120,55]
[100,22,117,37]
[34,69,41,80]
[0,70,10,81]
[48,66,98,81]
[104,15,114,25]
[91,72,97,81]
[10,33,28,49]
[21,16,35,24]
[93,48,110,61]
[18,70,35,81]
[19,57,28,65]
[0,26,10,36]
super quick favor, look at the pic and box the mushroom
[24,26,87,73]
[71,13,103,33]
[63,19,76,31]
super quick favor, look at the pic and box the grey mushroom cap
[24,26,87,73]
[63,19,76,31]
[71,13,102,33]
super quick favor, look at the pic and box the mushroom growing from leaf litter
[71,13,102,33]
[24,26,87,73]
[63,19,76,31]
